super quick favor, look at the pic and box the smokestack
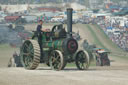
[67,8,73,37]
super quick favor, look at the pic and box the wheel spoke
[22,53,29,56]
[80,63,84,69]
[56,55,60,60]
[25,57,29,66]
[24,43,29,48]
[54,63,58,69]
[28,44,34,54]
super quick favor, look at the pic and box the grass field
[84,24,128,59]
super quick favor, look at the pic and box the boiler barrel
[42,38,78,54]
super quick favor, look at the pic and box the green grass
[86,24,107,49]
[0,44,18,53]
[94,24,128,58]
[94,24,124,52]
[66,63,76,67]
[0,44,11,50]
[66,63,96,67]
[84,24,128,59]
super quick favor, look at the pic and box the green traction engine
[20,8,90,71]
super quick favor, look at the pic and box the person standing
[36,20,44,32]
[36,20,44,61]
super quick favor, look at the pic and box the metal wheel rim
[75,50,89,70]
[50,50,64,71]
[20,40,40,70]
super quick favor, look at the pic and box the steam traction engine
[20,8,90,70]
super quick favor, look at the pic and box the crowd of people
[95,16,128,51]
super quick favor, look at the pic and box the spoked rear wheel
[20,40,40,70]
[49,50,65,71]
[75,50,90,70]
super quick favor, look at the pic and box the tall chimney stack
[67,8,73,37]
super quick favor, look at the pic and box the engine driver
[36,20,44,60]
[37,20,44,32]
[36,20,50,62]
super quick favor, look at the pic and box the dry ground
[0,66,128,85]
[0,23,128,85]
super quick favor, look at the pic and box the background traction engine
[20,8,90,71]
